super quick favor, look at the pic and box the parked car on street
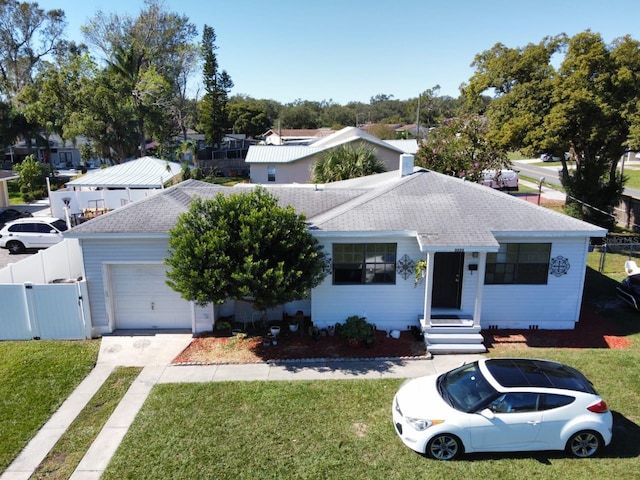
[540,153,570,162]
[392,358,612,460]
[0,217,68,253]
[0,208,32,228]
[482,169,519,191]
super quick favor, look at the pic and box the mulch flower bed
[482,305,631,350]
[172,305,631,365]
[172,328,426,365]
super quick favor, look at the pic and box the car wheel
[6,240,25,254]
[426,434,462,460]
[566,430,603,458]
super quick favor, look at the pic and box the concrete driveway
[97,330,194,367]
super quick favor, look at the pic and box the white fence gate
[0,239,92,340]
[0,281,90,340]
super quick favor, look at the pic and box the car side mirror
[479,408,495,419]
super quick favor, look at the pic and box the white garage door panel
[111,265,191,329]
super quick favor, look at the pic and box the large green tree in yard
[82,0,199,160]
[226,99,271,138]
[0,1,67,154]
[199,24,233,148]
[165,187,327,311]
[311,144,386,183]
[464,31,640,229]
[414,114,509,184]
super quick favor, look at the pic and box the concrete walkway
[518,179,566,202]
[1,333,484,480]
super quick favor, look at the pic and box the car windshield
[437,361,497,413]
[51,219,69,232]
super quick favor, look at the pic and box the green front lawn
[0,340,100,471]
[623,169,640,190]
[102,354,640,480]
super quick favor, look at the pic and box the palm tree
[311,144,385,183]
[176,139,197,165]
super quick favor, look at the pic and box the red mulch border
[172,328,427,365]
[482,305,631,350]
[173,305,632,365]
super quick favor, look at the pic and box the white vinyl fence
[48,188,161,220]
[0,239,91,340]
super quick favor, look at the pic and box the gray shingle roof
[66,179,364,236]
[307,169,605,249]
[66,171,606,249]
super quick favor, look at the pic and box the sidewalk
[518,179,566,202]
[1,332,484,480]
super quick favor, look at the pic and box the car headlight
[405,417,444,431]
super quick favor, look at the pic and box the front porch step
[420,317,476,331]
[427,343,487,354]
[423,324,481,335]
[429,318,474,327]
[420,316,487,354]
[425,333,485,344]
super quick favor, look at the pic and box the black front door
[432,252,464,309]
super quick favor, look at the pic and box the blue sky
[37,0,640,105]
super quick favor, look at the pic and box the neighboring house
[65,154,605,353]
[196,134,254,177]
[262,128,335,145]
[394,123,430,139]
[49,156,183,220]
[246,127,419,184]
[3,134,85,169]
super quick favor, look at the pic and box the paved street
[513,158,640,199]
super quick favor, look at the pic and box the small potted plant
[216,320,231,332]
[308,324,320,340]
[288,311,303,332]
[340,315,375,348]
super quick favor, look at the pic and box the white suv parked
[0,217,68,253]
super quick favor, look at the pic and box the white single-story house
[65,154,606,353]
[49,156,183,219]
[246,127,419,184]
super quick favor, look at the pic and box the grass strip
[0,340,100,471]
[30,366,142,480]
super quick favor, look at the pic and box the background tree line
[0,0,463,166]
[1,0,639,229]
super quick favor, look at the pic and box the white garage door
[111,264,192,330]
